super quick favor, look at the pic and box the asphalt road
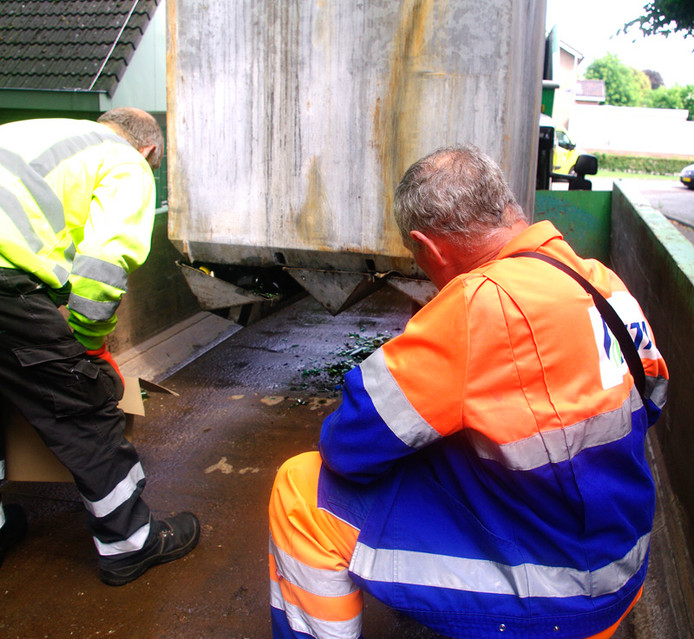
[590,176,694,244]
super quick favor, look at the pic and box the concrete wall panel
[110,212,200,356]
[610,181,694,559]
[166,0,545,271]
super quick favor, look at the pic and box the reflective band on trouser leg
[1,432,7,529]
[81,462,150,556]
[585,587,643,639]
[82,462,146,519]
[0,455,6,529]
[93,520,150,556]
[269,452,363,639]
[0,280,151,557]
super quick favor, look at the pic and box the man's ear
[138,144,158,169]
[410,230,446,266]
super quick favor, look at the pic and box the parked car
[679,163,694,189]
[553,124,582,175]
[538,115,596,190]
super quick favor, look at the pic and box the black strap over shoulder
[510,251,646,401]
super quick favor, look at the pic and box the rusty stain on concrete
[295,157,334,250]
[376,0,434,254]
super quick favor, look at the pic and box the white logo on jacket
[589,291,659,390]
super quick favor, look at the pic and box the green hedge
[593,152,694,176]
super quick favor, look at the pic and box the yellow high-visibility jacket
[0,118,156,349]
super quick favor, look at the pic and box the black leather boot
[99,511,200,586]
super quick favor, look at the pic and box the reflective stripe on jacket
[318,221,669,638]
[0,118,156,349]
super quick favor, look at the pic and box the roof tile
[0,0,160,95]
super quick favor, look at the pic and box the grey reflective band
[646,375,668,409]
[0,148,65,234]
[270,581,362,639]
[469,388,637,471]
[270,534,359,597]
[360,349,441,449]
[350,533,650,600]
[68,291,120,321]
[64,241,76,262]
[82,462,145,518]
[72,254,128,291]
[93,521,150,557]
[52,262,70,286]
[0,184,44,253]
[29,131,130,178]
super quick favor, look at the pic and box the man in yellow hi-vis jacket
[0,108,199,585]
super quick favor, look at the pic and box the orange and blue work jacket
[318,221,668,638]
[0,118,156,350]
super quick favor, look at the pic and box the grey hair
[394,145,527,250]
[97,107,164,169]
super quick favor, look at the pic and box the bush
[593,152,694,176]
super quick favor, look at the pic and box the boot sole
[99,518,200,586]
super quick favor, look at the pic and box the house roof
[576,79,606,103]
[559,40,583,65]
[0,0,160,96]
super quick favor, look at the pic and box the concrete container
[166,0,546,311]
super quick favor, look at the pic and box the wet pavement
[2,288,693,638]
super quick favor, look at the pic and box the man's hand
[86,345,125,401]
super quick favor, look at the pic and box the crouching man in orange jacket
[268,145,668,638]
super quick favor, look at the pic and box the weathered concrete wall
[167,0,546,273]
[610,181,694,557]
[109,211,200,356]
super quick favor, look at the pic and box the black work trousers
[0,268,151,556]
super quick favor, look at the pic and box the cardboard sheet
[4,377,144,483]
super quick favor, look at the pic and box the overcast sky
[546,0,694,88]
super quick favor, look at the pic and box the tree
[633,69,653,104]
[646,86,684,109]
[585,54,641,106]
[679,85,694,120]
[625,0,694,38]
[584,53,694,119]
[643,69,665,90]
[643,84,694,119]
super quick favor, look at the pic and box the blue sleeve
[319,365,415,483]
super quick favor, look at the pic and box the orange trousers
[268,452,641,639]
